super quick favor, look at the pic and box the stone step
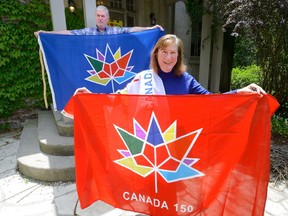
[16,119,75,182]
[51,105,74,137]
[38,111,74,156]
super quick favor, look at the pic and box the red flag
[71,94,279,216]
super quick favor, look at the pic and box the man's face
[96,10,109,31]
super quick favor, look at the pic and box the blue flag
[38,29,164,110]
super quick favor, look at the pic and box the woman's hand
[237,83,266,95]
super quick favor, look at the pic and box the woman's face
[157,43,178,73]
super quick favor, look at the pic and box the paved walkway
[0,131,288,216]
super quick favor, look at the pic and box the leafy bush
[233,35,257,68]
[231,64,288,137]
[230,65,262,90]
[272,116,288,138]
[273,99,288,121]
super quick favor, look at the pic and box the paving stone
[267,186,286,202]
[265,199,288,216]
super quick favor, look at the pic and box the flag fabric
[70,93,279,216]
[38,29,164,111]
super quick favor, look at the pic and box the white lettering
[123,192,130,200]
[122,191,169,210]
[144,72,153,94]
[138,194,145,202]
[154,198,160,207]
[145,87,153,94]
[161,201,169,209]
[146,196,153,205]
[144,73,152,79]
[145,79,153,87]
[131,192,138,201]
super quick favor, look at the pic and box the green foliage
[232,64,288,135]
[228,0,288,122]
[230,65,261,89]
[65,8,85,30]
[0,123,10,132]
[276,101,288,119]
[272,116,288,138]
[186,0,288,120]
[185,0,204,24]
[0,0,52,118]
[216,0,288,116]
[252,1,288,110]
[233,35,257,68]
[0,1,84,119]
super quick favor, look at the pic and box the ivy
[0,0,52,118]
[0,0,84,118]
[185,0,204,24]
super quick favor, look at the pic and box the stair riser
[38,111,74,156]
[17,119,76,182]
[17,163,75,182]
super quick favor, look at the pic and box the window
[191,22,202,57]
[127,15,134,27]
[109,0,136,27]
[110,0,123,9]
[126,0,134,11]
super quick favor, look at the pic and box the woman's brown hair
[150,34,187,76]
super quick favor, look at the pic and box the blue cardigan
[158,70,211,95]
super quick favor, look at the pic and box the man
[34,5,163,37]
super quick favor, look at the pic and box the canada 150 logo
[84,44,136,92]
[113,112,204,193]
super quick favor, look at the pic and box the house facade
[50,0,224,92]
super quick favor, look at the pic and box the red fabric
[70,94,279,216]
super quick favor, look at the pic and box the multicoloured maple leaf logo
[84,44,136,92]
[114,112,204,193]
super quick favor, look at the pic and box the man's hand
[34,30,46,38]
[149,25,164,31]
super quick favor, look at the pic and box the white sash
[124,69,166,95]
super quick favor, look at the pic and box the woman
[117,34,265,95]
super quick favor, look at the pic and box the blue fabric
[71,26,132,35]
[39,29,165,110]
[158,71,211,95]
[158,71,238,94]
